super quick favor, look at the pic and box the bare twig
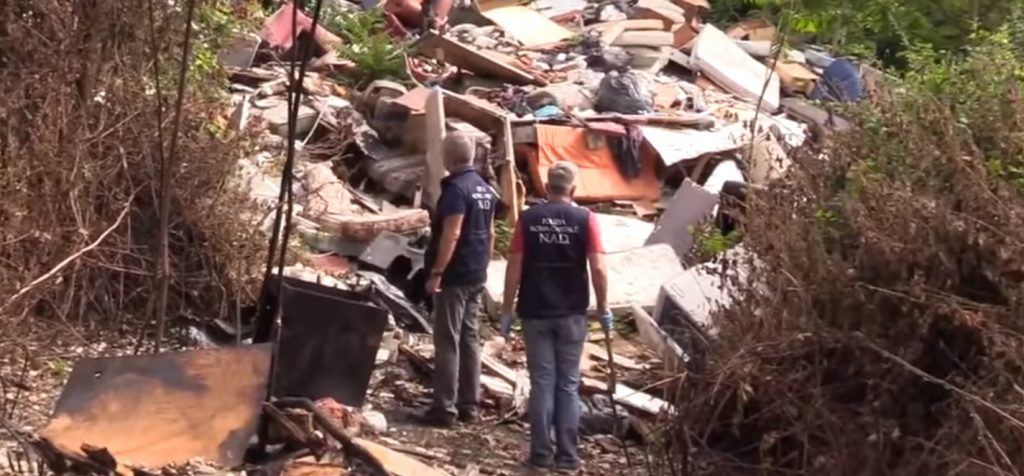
[3,191,137,311]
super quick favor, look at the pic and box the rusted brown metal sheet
[39,344,273,468]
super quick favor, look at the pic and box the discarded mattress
[691,24,780,111]
[529,125,661,202]
[484,244,684,314]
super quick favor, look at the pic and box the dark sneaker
[457,407,479,423]
[414,409,455,428]
[523,459,553,472]
[555,465,581,475]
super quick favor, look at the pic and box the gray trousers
[431,284,483,416]
[524,315,587,468]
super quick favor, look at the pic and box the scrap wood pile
[662,36,1024,475]
[2,0,901,473]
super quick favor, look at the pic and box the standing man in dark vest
[419,132,497,427]
[500,161,611,472]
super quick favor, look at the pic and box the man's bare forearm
[432,215,463,274]
[589,254,608,313]
[502,255,522,313]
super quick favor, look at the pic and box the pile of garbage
[15,0,890,473]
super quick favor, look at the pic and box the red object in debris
[307,253,351,274]
[261,2,344,53]
[383,11,412,40]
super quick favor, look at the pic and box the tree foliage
[711,0,1024,67]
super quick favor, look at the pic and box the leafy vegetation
[667,28,1024,475]
[323,7,409,86]
[709,0,1024,67]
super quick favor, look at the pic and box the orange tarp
[529,125,661,202]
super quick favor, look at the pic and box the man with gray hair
[500,161,610,472]
[419,132,497,427]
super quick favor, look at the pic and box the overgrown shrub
[666,29,1024,475]
[0,0,264,340]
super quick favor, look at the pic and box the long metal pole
[603,327,633,467]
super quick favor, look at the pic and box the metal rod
[603,327,633,467]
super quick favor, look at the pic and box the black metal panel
[265,276,389,407]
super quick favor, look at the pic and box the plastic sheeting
[529,125,661,202]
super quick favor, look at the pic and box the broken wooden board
[355,438,452,476]
[773,60,819,95]
[581,377,672,416]
[632,0,687,29]
[424,88,447,210]
[612,30,674,47]
[585,342,646,371]
[415,33,538,86]
[40,345,272,469]
[499,117,522,224]
[482,6,573,48]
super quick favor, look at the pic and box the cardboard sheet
[482,6,573,48]
[691,24,780,111]
[530,125,661,202]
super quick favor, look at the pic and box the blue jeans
[524,315,587,468]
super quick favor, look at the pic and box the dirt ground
[0,329,647,476]
[367,363,648,476]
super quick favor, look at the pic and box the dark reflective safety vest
[516,202,592,319]
[425,169,496,287]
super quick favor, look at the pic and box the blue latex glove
[500,312,515,337]
[599,310,614,333]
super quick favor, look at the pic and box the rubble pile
[13,0,885,474]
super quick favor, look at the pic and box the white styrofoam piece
[691,24,780,111]
[703,159,745,195]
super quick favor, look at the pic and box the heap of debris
[13,0,885,473]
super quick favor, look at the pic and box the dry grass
[665,37,1024,475]
[0,1,265,345]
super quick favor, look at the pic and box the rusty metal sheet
[262,277,390,407]
[39,344,273,469]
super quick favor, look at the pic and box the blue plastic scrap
[810,58,864,103]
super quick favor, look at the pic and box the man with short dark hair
[500,161,611,472]
[419,132,496,427]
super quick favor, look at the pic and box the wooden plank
[612,30,674,47]
[424,88,447,211]
[415,32,539,86]
[482,354,517,384]
[354,438,452,476]
[482,6,573,48]
[586,342,646,371]
[498,117,521,224]
[481,374,514,397]
[581,376,672,416]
